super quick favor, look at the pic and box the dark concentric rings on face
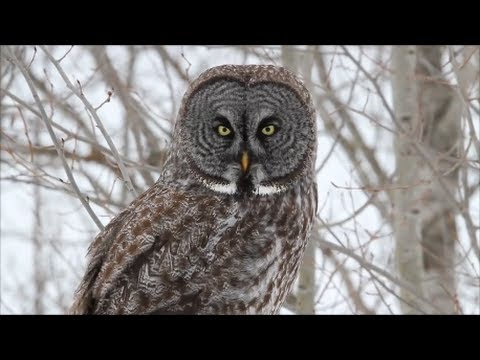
[180,76,315,191]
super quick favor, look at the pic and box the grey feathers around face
[71,64,318,314]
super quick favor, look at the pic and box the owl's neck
[158,145,190,185]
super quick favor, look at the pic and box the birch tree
[392,45,476,314]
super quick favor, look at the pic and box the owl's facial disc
[182,79,314,196]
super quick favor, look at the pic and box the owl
[70,65,318,314]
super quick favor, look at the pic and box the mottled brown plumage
[71,65,317,314]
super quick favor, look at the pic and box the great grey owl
[70,64,317,314]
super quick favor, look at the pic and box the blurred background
[1,45,478,314]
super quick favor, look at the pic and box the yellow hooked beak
[241,151,249,173]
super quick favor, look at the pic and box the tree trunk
[392,45,426,314]
[281,46,316,314]
[392,45,460,314]
[416,46,460,313]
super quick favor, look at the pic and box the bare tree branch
[4,46,104,230]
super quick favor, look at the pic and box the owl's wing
[70,205,134,314]
[70,184,206,314]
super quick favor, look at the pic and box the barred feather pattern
[71,65,317,314]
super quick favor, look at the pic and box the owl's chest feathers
[182,182,314,313]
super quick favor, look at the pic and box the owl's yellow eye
[217,125,232,136]
[261,125,276,136]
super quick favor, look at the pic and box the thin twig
[57,45,74,63]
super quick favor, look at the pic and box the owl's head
[175,65,316,196]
